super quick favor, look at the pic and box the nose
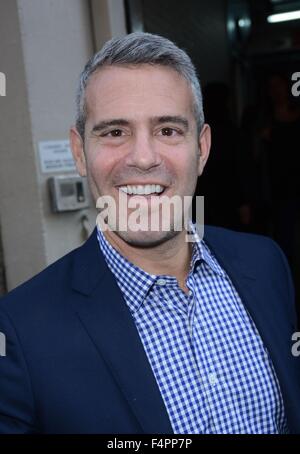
[125,130,162,171]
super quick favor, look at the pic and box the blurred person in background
[261,74,300,268]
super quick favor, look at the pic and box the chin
[115,228,179,248]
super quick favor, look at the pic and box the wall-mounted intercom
[48,175,90,212]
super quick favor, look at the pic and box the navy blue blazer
[0,226,299,434]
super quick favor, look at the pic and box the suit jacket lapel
[71,228,173,434]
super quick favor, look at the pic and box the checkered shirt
[96,223,288,434]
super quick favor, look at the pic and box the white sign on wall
[38,140,77,174]
[0,71,6,96]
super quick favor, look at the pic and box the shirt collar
[188,222,225,277]
[97,227,156,314]
[96,221,224,314]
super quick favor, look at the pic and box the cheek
[86,148,115,185]
[170,147,199,181]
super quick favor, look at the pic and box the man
[0,32,299,434]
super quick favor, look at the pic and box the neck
[103,228,193,292]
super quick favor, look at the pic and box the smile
[118,184,166,196]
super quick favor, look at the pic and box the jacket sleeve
[0,307,38,433]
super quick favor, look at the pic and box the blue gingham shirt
[97,223,288,434]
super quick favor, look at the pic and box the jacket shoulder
[204,224,296,319]
[204,224,285,258]
[204,224,274,246]
[0,244,79,316]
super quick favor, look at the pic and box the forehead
[85,64,194,121]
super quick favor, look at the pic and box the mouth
[116,183,168,198]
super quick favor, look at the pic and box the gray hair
[76,32,204,140]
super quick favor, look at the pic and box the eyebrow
[151,115,189,130]
[90,115,189,134]
[91,119,130,134]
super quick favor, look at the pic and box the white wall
[0,0,126,290]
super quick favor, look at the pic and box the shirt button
[208,373,218,386]
[157,278,166,286]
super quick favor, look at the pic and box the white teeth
[118,184,165,195]
[144,185,152,195]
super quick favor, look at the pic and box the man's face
[71,64,210,247]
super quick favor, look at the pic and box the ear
[69,126,87,177]
[197,123,211,176]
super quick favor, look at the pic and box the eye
[159,127,183,137]
[102,129,124,137]
[161,127,176,136]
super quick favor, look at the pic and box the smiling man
[0,32,300,434]
[70,50,210,293]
